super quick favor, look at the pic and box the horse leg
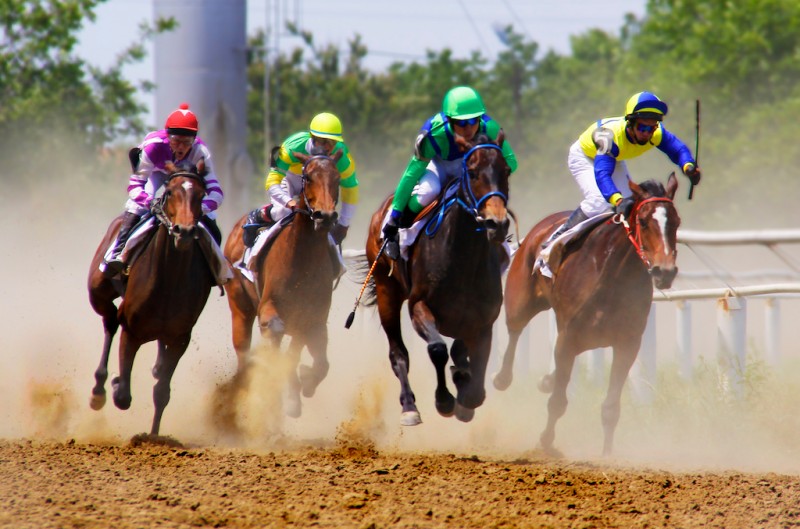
[299,326,329,399]
[111,330,142,411]
[539,333,579,457]
[451,329,491,422]
[90,307,119,410]
[601,341,639,456]
[410,300,455,418]
[150,337,189,436]
[229,296,256,376]
[284,336,303,419]
[377,280,420,426]
[257,299,284,349]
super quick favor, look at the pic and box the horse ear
[332,150,343,163]
[629,179,644,199]
[293,151,309,164]
[665,171,679,199]
[195,158,208,177]
[496,129,505,147]
[164,161,177,174]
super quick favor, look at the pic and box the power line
[453,0,493,57]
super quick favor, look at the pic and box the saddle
[535,213,613,278]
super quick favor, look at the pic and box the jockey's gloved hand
[614,196,635,219]
[332,222,348,245]
[382,209,402,241]
[684,163,702,185]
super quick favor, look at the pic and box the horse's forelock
[638,179,666,198]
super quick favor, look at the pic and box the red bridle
[612,196,674,268]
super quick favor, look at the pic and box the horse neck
[437,203,494,262]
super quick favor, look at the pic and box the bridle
[426,143,508,236]
[298,155,338,219]
[151,171,207,238]
[613,196,675,269]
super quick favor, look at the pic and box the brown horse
[361,132,510,426]
[224,151,341,418]
[493,174,680,456]
[87,169,216,437]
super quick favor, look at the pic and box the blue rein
[425,144,507,236]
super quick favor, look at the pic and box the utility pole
[263,0,272,166]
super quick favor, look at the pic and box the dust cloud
[2,163,800,478]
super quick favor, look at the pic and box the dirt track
[2,438,799,529]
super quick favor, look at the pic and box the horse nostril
[485,219,498,231]
[311,211,324,221]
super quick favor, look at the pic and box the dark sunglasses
[451,117,479,127]
[635,123,657,133]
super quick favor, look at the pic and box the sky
[77,0,646,123]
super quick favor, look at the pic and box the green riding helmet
[442,86,486,119]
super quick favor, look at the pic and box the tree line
[2,0,799,228]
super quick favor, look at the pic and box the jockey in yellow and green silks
[243,112,358,247]
[547,91,702,244]
[381,86,518,259]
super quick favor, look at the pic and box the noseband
[298,155,338,218]
[613,196,674,269]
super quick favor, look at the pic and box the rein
[425,144,507,236]
[613,196,673,268]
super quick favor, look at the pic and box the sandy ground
[2,175,800,528]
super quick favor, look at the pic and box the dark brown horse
[224,151,341,418]
[362,132,511,426]
[87,169,216,437]
[493,174,681,456]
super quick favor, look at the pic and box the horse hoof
[284,397,302,419]
[298,365,318,398]
[400,411,422,426]
[89,392,106,411]
[536,442,564,459]
[454,403,475,423]
[492,371,512,391]
[435,391,455,417]
[538,374,555,393]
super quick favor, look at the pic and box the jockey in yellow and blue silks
[549,92,702,243]
[381,86,518,259]
[243,112,358,247]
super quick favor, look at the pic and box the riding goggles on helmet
[169,134,195,146]
[635,123,658,133]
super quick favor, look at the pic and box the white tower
[154,0,255,228]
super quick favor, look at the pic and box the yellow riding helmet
[624,92,669,121]
[309,112,343,141]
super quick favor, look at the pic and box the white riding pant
[269,172,304,222]
[567,140,631,217]
[410,158,462,210]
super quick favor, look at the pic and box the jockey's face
[630,118,658,145]
[169,134,194,161]
[311,136,337,155]
[450,116,480,140]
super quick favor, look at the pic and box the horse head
[454,131,510,243]
[157,162,208,249]
[292,150,342,232]
[626,173,681,289]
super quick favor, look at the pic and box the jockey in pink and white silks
[103,103,224,277]
[545,91,702,246]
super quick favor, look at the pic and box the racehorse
[493,174,680,456]
[223,150,342,418]
[361,132,511,426]
[87,167,216,437]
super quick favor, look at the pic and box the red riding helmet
[165,103,199,136]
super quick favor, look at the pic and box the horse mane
[638,179,666,197]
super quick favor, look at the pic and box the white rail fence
[503,228,800,401]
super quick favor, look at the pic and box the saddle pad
[534,212,614,278]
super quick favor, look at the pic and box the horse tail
[343,249,377,307]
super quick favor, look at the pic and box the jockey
[102,102,224,277]
[381,85,518,260]
[242,112,358,247]
[547,91,701,244]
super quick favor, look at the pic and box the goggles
[451,117,479,127]
[169,135,194,146]
[635,122,657,133]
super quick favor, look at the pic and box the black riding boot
[201,215,222,245]
[542,207,588,248]
[242,205,274,248]
[103,211,141,277]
